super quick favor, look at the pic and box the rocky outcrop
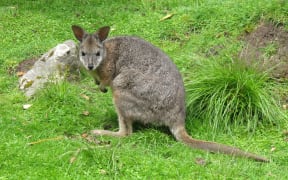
[19,40,80,97]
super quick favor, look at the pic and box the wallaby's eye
[96,52,100,56]
[81,52,86,56]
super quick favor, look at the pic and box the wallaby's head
[71,25,110,71]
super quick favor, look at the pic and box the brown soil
[16,57,38,74]
[240,22,288,78]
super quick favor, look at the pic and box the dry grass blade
[27,136,64,145]
[160,13,174,21]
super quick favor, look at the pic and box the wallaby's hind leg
[91,89,133,137]
[91,113,132,137]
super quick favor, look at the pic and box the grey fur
[72,25,269,162]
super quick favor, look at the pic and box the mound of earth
[240,22,288,79]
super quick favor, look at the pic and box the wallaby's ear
[96,26,110,42]
[71,25,85,42]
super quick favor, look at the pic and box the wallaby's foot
[91,114,133,137]
[91,129,128,137]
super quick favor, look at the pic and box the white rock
[19,40,80,97]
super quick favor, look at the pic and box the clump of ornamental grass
[184,59,285,133]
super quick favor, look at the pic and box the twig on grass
[27,136,64,145]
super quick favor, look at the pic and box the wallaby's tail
[171,126,269,162]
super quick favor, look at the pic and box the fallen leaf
[70,156,77,164]
[99,169,107,175]
[160,13,174,21]
[17,71,25,77]
[80,94,90,101]
[282,104,288,110]
[81,133,88,138]
[283,130,288,136]
[270,147,276,152]
[23,104,32,110]
[195,157,207,166]
[82,111,90,116]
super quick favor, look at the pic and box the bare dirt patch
[16,57,38,75]
[240,22,288,79]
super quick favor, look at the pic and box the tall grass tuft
[185,59,285,133]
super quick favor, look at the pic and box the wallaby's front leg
[94,78,108,93]
[91,114,132,137]
[94,78,100,85]
[99,84,108,93]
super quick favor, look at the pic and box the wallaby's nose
[88,64,94,70]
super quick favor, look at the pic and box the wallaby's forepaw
[100,87,108,93]
[94,79,100,85]
[96,82,107,93]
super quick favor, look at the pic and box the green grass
[1,0,288,179]
[185,59,285,134]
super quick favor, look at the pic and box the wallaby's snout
[88,64,94,70]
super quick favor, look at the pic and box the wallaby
[72,25,269,162]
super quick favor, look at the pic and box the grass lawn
[0,0,288,179]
